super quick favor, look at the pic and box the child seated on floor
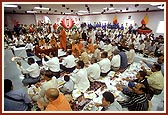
[59,75,74,94]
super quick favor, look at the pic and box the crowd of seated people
[4,21,164,111]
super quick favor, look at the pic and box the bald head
[46,88,59,101]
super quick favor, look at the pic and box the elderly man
[38,88,72,111]
[31,70,59,104]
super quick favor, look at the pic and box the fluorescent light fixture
[150,3,162,6]
[157,6,164,9]
[103,7,107,10]
[78,10,87,13]
[65,12,72,14]
[34,7,49,10]
[114,9,120,12]
[4,4,18,7]
[77,13,84,15]
[109,7,115,10]
[92,12,101,14]
[26,11,37,13]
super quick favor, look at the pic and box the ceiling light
[65,12,72,14]
[157,6,164,9]
[103,7,107,10]
[92,12,101,14]
[115,10,120,12]
[150,3,162,6]
[109,7,115,10]
[4,4,18,7]
[26,11,37,13]
[78,10,87,13]
[34,7,49,10]
[77,13,84,15]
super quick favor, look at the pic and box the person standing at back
[59,27,67,51]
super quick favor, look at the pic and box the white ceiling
[3,2,164,15]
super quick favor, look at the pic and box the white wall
[4,11,164,36]
[4,14,36,29]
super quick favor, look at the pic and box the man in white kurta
[98,51,111,77]
[18,57,40,85]
[125,44,135,64]
[111,49,121,72]
[42,52,60,72]
[70,60,90,93]
[60,50,76,73]
[87,57,101,82]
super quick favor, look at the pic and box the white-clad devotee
[14,35,25,47]
[93,44,101,62]
[70,60,90,93]
[60,50,76,73]
[41,51,60,78]
[125,44,135,64]
[103,39,113,56]
[87,57,101,82]
[110,49,121,72]
[98,51,111,77]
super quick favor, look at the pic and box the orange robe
[59,29,66,51]
[45,94,72,111]
[50,39,58,47]
[53,23,57,31]
[86,43,95,54]
[39,39,46,46]
[78,41,84,52]
[72,44,81,57]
